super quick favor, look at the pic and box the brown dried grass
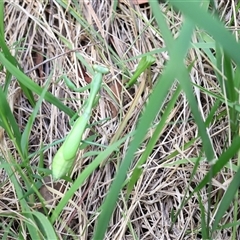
[0,1,237,239]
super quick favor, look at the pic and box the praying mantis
[51,56,155,180]
[51,65,109,180]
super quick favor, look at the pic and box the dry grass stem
[0,1,238,239]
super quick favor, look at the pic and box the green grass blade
[192,82,240,113]
[198,192,209,239]
[216,220,240,231]
[2,157,41,238]
[223,53,235,102]
[212,166,240,234]
[151,2,174,49]
[234,65,240,90]
[21,72,52,158]
[112,0,118,21]
[152,1,215,161]
[0,87,22,156]
[179,67,214,161]
[171,154,203,228]
[0,0,4,37]
[169,0,240,66]
[0,52,75,117]
[223,52,238,136]
[93,15,194,240]
[205,99,221,127]
[0,22,35,104]
[215,44,224,90]
[185,135,240,202]
[30,211,58,239]
[126,55,156,88]
[126,84,182,197]
[1,219,15,240]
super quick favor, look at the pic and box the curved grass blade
[30,211,58,239]
[0,52,74,117]
[0,4,35,104]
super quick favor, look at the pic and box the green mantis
[51,65,109,180]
